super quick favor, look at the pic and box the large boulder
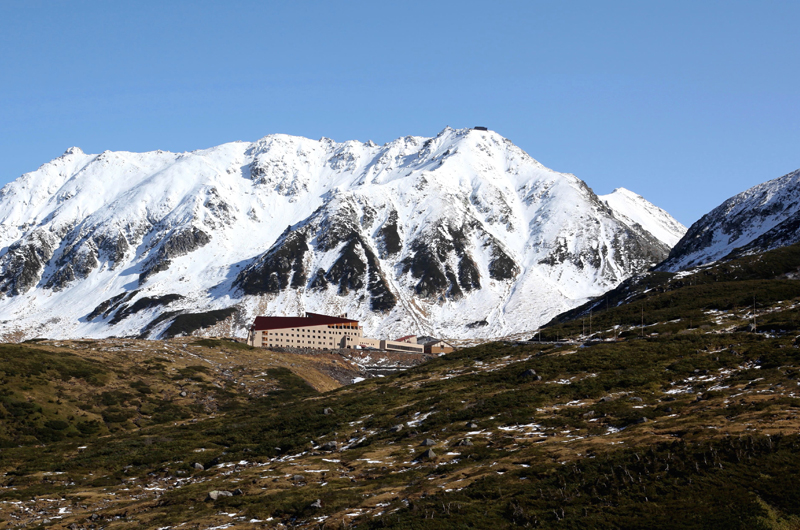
[206,490,233,501]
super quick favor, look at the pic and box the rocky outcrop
[140,227,211,284]
[0,229,59,296]
[234,225,311,295]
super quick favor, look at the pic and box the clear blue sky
[1,1,798,226]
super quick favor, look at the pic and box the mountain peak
[0,130,680,342]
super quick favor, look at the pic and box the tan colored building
[344,334,425,353]
[247,313,362,349]
[247,313,426,353]
[422,339,454,354]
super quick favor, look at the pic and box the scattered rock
[664,407,673,413]
[633,417,649,424]
[415,448,436,461]
[320,441,338,451]
[628,396,643,402]
[232,488,243,496]
[180,391,188,397]
[323,407,333,415]
[420,438,436,446]
[192,462,204,471]
[206,490,233,501]
[466,422,479,429]
[292,474,306,483]
[454,438,473,447]
[389,424,404,433]
[600,396,612,402]
[521,369,537,378]
[310,499,323,509]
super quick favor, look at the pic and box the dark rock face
[96,232,129,268]
[401,222,495,299]
[88,291,183,326]
[109,294,184,325]
[140,227,211,284]
[162,308,238,338]
[402,238,450,298]
[488,242,519,281]
[363,241,397,312]
[87,291,138,321]
[376,210,402,257]
[0,229,58,296]
[45,246,99,291]
[308,268,329,291]
[326,236,367,294]
[45,227,134,292]
[235,200,397,312]
[234,226,310,295]
[458,255,481,291]
[324,233,396,311]
[139,310,181,338]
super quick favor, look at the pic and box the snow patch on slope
[600,188,686,247]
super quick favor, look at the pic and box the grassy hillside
[543,242,800,341]
[0,245,799,528]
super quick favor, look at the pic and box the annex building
[246,312,427,353]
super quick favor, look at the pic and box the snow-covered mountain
[0,127,682,341]
[659,168,800,271]
[600,188,686,247]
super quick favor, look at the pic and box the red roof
[394,335,416,342]
[251,312,358,331]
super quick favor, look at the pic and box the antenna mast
[641,305,644,338]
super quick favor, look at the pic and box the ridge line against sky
[1,0,799,226]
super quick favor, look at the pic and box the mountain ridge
[0,127,684,341]
[658,168,800,271]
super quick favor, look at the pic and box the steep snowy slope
[600,188,686,247]
[0,127,677,341]
[659,168,800,271]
